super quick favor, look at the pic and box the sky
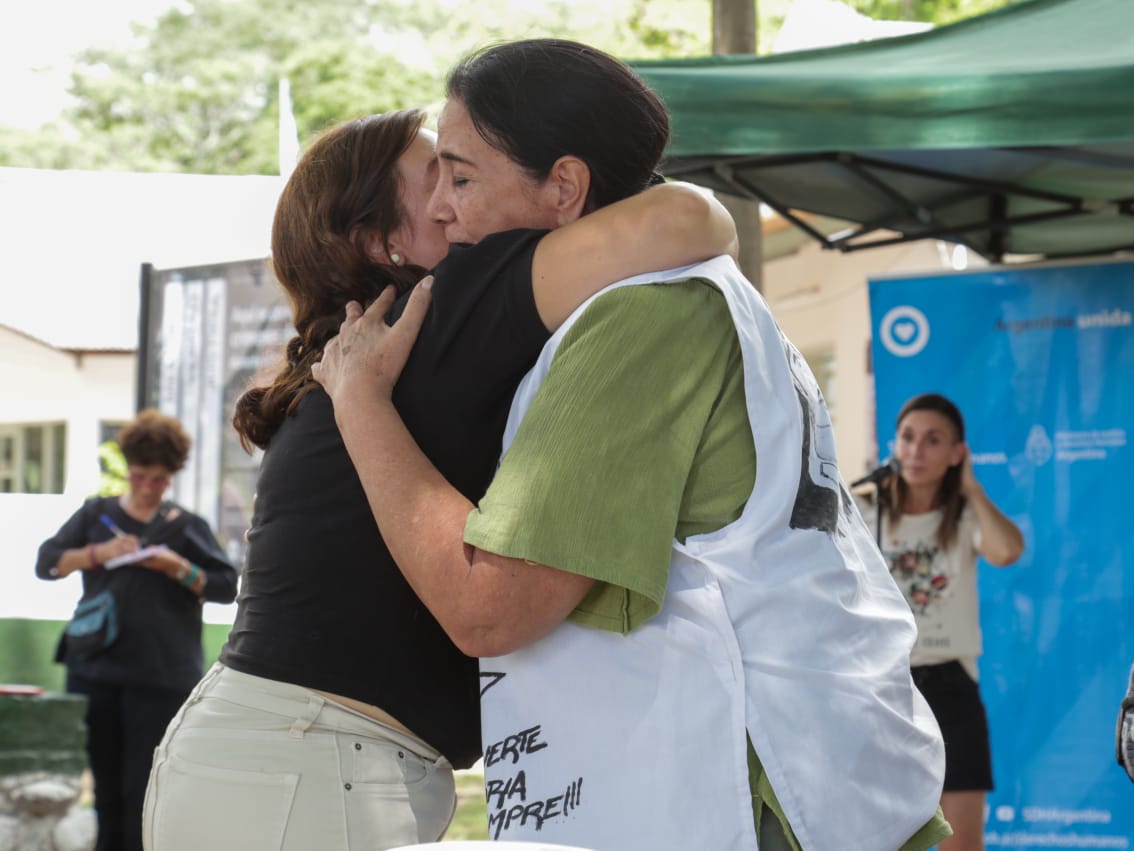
[0,0,178,129]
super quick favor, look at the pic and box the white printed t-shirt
[861,502,984,677]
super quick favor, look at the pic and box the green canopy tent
[630,0,1134,261]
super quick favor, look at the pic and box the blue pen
[99,514,128,537]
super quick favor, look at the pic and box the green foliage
[52,0,432,174]
[0,0,1021,173]
[96,440,128,497]
[0,0,709,175]
[443,771,490,840]
[847,0,1017,23]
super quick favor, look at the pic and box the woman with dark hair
[36,409,238,851]
[861,393,1025,851]
[446,37,671,213]
[141,98,736,849]
[316,38,952,851]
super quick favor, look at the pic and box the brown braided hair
[233,110,432,452]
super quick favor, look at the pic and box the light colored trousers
[143,663,456,851]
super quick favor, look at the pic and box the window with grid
[0,423,66,494]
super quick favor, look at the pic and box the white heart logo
[880,306,930,357]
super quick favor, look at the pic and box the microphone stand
[851,459,898,550]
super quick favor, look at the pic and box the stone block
[11,780,79,817]
[54,807,96,851]
[0,815,18,851]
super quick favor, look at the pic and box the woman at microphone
[856,392,1024,851]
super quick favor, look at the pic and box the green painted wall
[0,618,233,691]
[0,692,87,775]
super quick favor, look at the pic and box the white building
[0,166,283,621]
[0,325,135,620]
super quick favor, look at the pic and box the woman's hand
[958,443,983,499]
[962,442,1026,566]
[95,535,140,564]
[138,548,206,593]
[137,547,185,577]
[311,278,433,404]
[51,535,139,578]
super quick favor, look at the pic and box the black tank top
[221,230,548,767]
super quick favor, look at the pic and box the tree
[754,0,1018,53]
[848,0,1016,21]
[0,0,709,174]
[97,440,128,497]
[54,0,443,174]
[0,0,1019,174]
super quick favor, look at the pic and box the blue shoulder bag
[63,590,119,661]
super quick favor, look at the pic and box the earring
[389,253,402,266]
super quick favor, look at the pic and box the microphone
[851,457,901,489]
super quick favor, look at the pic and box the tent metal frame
[664,148,1134,262]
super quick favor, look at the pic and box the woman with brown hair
[864,392,1025,851]
[142,102,736,850]
[36,409,238,851]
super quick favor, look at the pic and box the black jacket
[37,495,239,693]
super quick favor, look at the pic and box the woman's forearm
[336,385,474,593]
[333,384,592,656]
[630,181,737,265]
[968,486,1025,566]
[48,541,116,579]
[50,547,93,579]
[531,181,737,330]
[315,285,594,656]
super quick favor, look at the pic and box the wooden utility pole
[713,0,757,53]
[712,0,763,290]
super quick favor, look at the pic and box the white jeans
[143,663,456,851]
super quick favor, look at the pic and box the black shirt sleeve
[178,514,240,604]
[36,498,96,579]
[38,496,237,692]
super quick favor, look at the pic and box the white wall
[0,329,235,624]
[0,328,135,620]
[0,167,283,350]
[0,167,281,628]
[0,330,135,495]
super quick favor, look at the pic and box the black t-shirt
[36,495,239,693]
[220,229,549,768]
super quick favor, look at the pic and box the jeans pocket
[342,736,422,782]
[339,736,455,847]
[144,752,298,851]
[343,780,421,848]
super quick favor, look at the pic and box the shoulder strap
[81,495,109,539]
[140,501,192,546]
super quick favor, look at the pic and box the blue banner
[869,260,1134,849]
